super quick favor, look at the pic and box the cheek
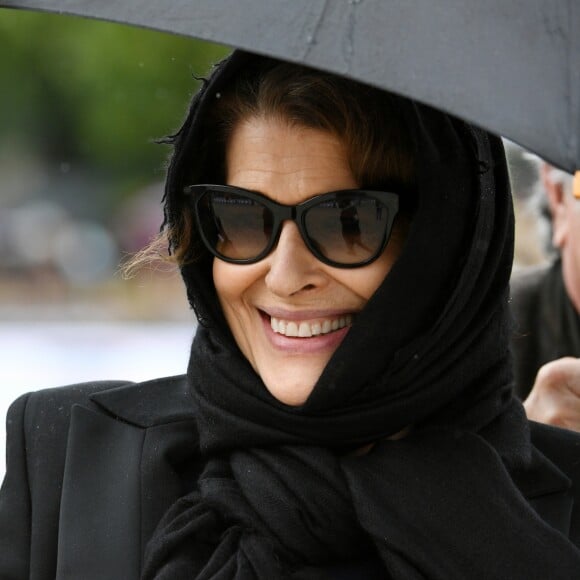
[213,260,244,306]
[212,259,262,321]
[344,235,403,299]
[345,261,390,299]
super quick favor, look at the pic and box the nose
[264,221,328,297]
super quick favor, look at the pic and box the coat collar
[520,421,579,536]
[56,375,199,580]
[514,447,571,498]
[89,373,195,427]
[512,445,574,535]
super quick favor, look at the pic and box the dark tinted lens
[199,191,273,260]
[304,195,389,264]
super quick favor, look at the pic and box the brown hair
[197,62,415,189]
[125,58,416,272]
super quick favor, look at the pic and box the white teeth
[270,315,353,338]
[285,322,299,337]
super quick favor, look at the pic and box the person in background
[511,164,580,431]
[506,142,547,268]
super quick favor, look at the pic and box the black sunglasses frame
[184,184,400,269]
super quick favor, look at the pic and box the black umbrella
[1,0,579,176]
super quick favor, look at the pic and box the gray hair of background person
[505,141,574,258]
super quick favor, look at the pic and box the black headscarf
[143,52,580,579]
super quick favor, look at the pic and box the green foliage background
[0,9,229,208]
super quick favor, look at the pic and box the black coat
[2,376,580,579]
[510,261,580,399]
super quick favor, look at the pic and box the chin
[262,374,318,406]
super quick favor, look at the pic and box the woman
[1,51,580,579]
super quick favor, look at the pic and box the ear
[542,163,568,249]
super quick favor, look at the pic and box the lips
[270,314,353,337]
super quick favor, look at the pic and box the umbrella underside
[1,0,578,173]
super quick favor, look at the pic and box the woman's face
[213,116,403,405]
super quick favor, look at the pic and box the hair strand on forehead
[132,57,418,269]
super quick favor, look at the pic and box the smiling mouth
[270,314,353,338]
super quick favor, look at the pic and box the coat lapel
[56,404,144,580]
[511,420,577,538]
[55,375,199,580]
[517,446,574,536]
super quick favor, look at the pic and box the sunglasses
[184,184,400,268]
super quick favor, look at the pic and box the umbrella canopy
[1,0,579,174]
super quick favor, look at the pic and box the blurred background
[0,9,552,472]
[0,9,230,468]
